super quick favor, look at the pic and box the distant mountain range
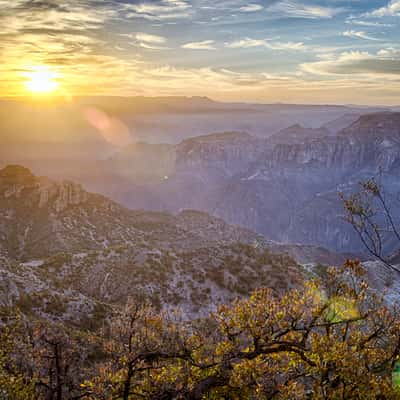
[61,111,400,257]
[0,97,388,169]
[2,99,400,260]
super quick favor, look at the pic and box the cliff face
[163,113,400,254]
[266,113,400,172]
[268,124,332,146]
[218,113,400,252]
[0,165,89,212]
[341,112,400,139]
[0,165,133,261]
[172,113,400,181]
[267,137,361,170]
[340,112,400,172]
[175,132,265,181]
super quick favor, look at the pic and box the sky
[0,0,399,104]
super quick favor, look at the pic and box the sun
[25,67,60,94]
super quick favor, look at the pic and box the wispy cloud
[226,38,305,50]
[120,31,169,49]
[125,0,192,21]
[239,4,263,12]
[136,33,167,44]
[343,30,382,41]
[226,38,268,48]
[134,32,168,49]
[267,1,342,19]
[182,40,216,50]
[346,19,393,27]
[0,0,117,34]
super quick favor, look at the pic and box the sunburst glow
[25,67,60,94]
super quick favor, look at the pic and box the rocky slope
[2,164,398,327]
[0,165,308,322]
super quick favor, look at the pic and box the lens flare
[84,107,132,147]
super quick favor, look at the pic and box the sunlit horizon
[1,1,399,105]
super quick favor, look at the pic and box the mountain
[175,132,264,180]
[96,112,400,256]
[5,100,398,257]
[0,165,271,262]
[322,113,362,134]
[1,164,398,329]
[0,165,309,321]
[212,112,400,253]
[0,97,386,177]
[268,124,332,145]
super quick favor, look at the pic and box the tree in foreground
[85,260,400,400]
[1,260,400,399]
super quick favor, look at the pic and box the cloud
[0,0,117,34]
[133,32,169,50]
[135,33,167,44]
[107,63,400,105]
[377,47,400,57]
[226,38,268,48]
[138,42,169,50]
[1,0,398,105]
[301,49,400,77]
[346,19,393,27]
[182,40,216,50]
[239,4,263,12]
[342,30,381,41]
[226,38,305,50]
[125,0,192,21]
[267,0,342,19]
[364,0,400,17]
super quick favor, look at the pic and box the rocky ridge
[0,165,306,322]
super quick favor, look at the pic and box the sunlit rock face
[0,165,36,197]
[0,165,88,213]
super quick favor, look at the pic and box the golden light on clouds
[0,0,398,104]
[24,66,60,95]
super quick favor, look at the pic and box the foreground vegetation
[1,260,400,400]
